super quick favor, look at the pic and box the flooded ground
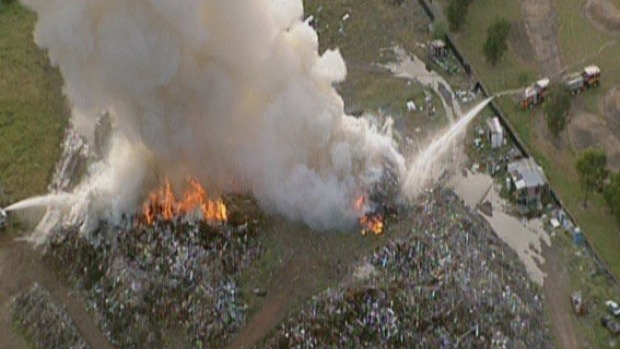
[449,170,550,285]
[383,47,462,123]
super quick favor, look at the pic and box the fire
[142,178,227,225]
[354,194,385,236]
[360,213,384,236]
[354,195,366,212]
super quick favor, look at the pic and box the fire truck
[563,64,601,95]
[519,77,550,109]
[518,65,601,109]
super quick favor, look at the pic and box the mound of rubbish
[45,198,262,349]
[256,189,552,349]
[12,283,91,349]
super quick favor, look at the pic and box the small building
[507,158,548,215]
[429,39,447,59]
[486,117,503,149]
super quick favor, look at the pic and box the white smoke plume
[21,0,405,232]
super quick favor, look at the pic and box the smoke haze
[21,0,405,231]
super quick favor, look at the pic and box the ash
[45,208,261,348]
[257,189,553,349]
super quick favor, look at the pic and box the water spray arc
[402,97,494,198]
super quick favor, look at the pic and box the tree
[483,18,511,66]
[543,83,572,139]
[605,171,620,223]
[447,0,473,32]
[576,148,608,208]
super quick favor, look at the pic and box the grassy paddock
[551,0,620,278]
[556,0,620,105]
[0,3,69,205]
[448,0,538,93]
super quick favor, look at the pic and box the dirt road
[0,232,115,349]
[519,1,585,348]
[224,214,383,349]
[541,240,585,349]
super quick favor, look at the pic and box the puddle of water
[449,170,550,285]
[383,47,462,123]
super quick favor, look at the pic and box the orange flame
[360,214,384,236]
[142,178,227,225]
[354,194,385,236]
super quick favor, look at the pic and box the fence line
[415,0,619,285]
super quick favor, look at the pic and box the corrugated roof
[486,117,502,134]
[508,158,547,188]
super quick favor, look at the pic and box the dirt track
[521,0,563,77]
[519,1,583,348]
[224,217,377,349]
[0,233,114,349]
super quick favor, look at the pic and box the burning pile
[45,199,262,349]
[354,195,385,236]
[354,160,400,236]
[257,189,552,349]
[142,178,227,225]
[21,0,407,235]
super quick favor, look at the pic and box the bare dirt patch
[521,0,563,76]
[509,20,538,66]
[604,84,620,129]
[583,0,620,35]
[568,109,620,170]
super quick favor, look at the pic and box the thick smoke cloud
[22,0,404,231]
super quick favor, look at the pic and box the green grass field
[0,2,69,205]
[556,0,620,112]
[449,0,538,93]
